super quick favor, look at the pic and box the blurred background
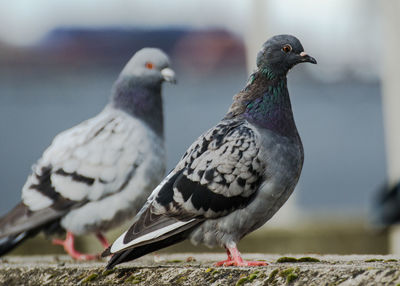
[0,0,398,255]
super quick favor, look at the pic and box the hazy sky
[0,0,382,80]
[0,0,248,45]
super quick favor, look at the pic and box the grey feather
[0,48,175,255]
[105,35,316,268]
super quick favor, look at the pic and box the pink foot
[215,249,233,266]
[52,231,98,260]
[238,260,268,266]
[216,259,267,267]
[215,246,268,267]
[96,232,110,248]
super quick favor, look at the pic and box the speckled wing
[108,118,265,254]
[21,106,146,214]
[157,118,264,218]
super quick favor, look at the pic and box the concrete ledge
[1,254,399,285]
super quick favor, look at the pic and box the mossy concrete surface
[1,254,400,285]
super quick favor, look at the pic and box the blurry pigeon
[0,48,176,260]
[371,181,400,227]
[103,35,316,268]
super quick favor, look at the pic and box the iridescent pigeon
[103,35,316,268]
[0,48,176,260]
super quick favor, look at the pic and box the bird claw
[72,252,99,261]
[215,246,268,267]
[215,259,232,266]
[215,259,268,267]
[52,231,102,261]
[241,260,268,266]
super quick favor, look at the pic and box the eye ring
[145,62,154,69]
[282,44,292,53]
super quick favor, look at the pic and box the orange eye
[145,62,154,69]
[282,44,292,53]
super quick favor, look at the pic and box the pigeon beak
[299,52,317,64]
[161,68,177,84]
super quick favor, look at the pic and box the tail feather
[105,226,195,269]
[0,202,65,256]
[0,203,65,238]
[0,229,40,256]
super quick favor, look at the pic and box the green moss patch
[279,267,300,284]
[277,256,320,263]
[234,271,260,286]
[287,272,298,283]
[297,257,320,262]
[81,273,98,283]
[101,269,115,276]
[365,259,384,262]
[267,268,279,282]
[277,257,299,263]
[124,275,143,284]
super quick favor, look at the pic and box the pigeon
[0,48,176,260]
[103,35,316,268]
[371,181,400,227]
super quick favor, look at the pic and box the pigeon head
[112,48,175,136]
[119,48,176,84]
[256,34,316,78]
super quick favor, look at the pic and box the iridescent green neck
[246,79,288,110]
[260,67,277,80]
[243,68,276,92]
[227,70,298,137]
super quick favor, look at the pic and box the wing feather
[155,118,264,218]
[109,118,265,254]
[22,106,146,212]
